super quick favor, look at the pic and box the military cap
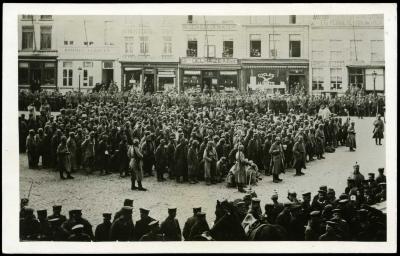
[37,209,47,219]
[288,191,297,196]
[324,204,333,211]
[71,224,84,231]
[139,208,150,214]
[148,220,159,227]
[378,168,384,172]
[193,207,202,213]
[318,189,327,194]
[327,188,335,194]
[310,211,320,217]
[71,209,82,215]
[168,208,177,213]
[103,213,112,219]
[124,199,134,207]
[235,201,246,207]
[251,198,261,204]
[368,173,375,178]
[319,185,328,192]
[302,192,311,197]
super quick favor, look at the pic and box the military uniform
[95,213,113,241]
[134,209,155,241]
[160,217,182,241]
[182,207,201,241]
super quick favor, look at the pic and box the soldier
[20,207,40,240]
[118,135,129,177]
[134,208,155,241]
[51,129,63,170]
[128,139,147,191]
[48,218,69,241]
[269,191,284,224]
[346,121,357,152]
[37,209,52,241]
[66,132,77,173]
[288,204,305,241]
[94,213,113,241]
[67,224,92,241]
[160,208,182,241]
[331,208,350,240]
[81,132,96,174]
[113,199,134,222]
[287,191,300,204]
[300,192,312,222]
[318,221,342,241]
[292,135,305,176]
[248,198,262,220]
[26,129,38,169]
[62,209,94,240]
[305,211,323,241]
[57,136,74,180]
[188,212,210,241]
[269,137,285,183]
[139,220,165,241]
[110,207,135,241]
[187,140,200,184]
[182,207,201,241]
[47,205,65,222]
[154,139,167,182]
[375,168,386,184]
[141,135,155,177]
[20,198,29,219]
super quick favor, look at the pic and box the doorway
[288,75,306,94]
[143,74,155,94]
[102,69,114,86]
[30,69,42,92]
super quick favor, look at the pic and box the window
[125,37,134,54]
[349,40,362,61]
[163,36,172,54]
[62,62,73,86]
[18,62,29,84]
[187,40,197,57]
[40,15,52,20]
[312,68,324,91]
[104,21,113,45]
[83,70,93,87]
[206,45,216,57]
[371,40,384,61]
[40,26,52,50]
[64,41,74,45]
[103,61,113,69]
[139,36,149,54]
[43,62,55,85]
[330,68,342,90]
[289,15,296,24]
[250,34,261,57]
[22,26,34,50]
[22,15,33,20]
[269,34,280,58]
[83,61,93,68]
[349,68,364,89]
[188,15,193,24]
[223,41,233,57]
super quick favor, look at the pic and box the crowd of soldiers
[19,86,387,191]
[20,165,386,241]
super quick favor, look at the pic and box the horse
[210,200,288,241]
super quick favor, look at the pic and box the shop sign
[220,71,238,75]
[184,70,201,75]
[181,57,238,65]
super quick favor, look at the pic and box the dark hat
[318,189,327,194]
[310,211,320,217]
[139,208,150,214]
[251,198,261,204]
[288,191,297,196]
[378,168,384,172]
[168,208,177,213]
[302,192,311,197]
[148,220,159,227]
[368,173,375,178]
[124,199,134,207]
[37,209,47,219]
[193,207,202,213]
[122,206,133,214]
[327,188,335,194]
[243,194,252,201]
[103,213,112,219]
[52,205,62,211]
[71,209,82,215]
[339,193,349,200]
[319,185,327,192]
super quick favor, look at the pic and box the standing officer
[110,207,135,241]
[160,208,182,241]
[182,207,202,241]
[134,208,155,241]
[95,213,113,241]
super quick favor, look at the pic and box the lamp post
[78,67,83,93]
[372,70,377,96]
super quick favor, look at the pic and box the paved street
[19,117,385,228]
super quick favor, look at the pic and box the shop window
[18,62,29,84]
[187,40,197,57]
[40,26,52,50]
[349,68,364,89]
[22,26,34,50]
[312,68,324,91]
[250,34,261,57]
[330,68,342,90]
[40,15,52,20]
[222,41,233,57]
[289,41,301,57]
[269,34,280,58]
[139,36,149,54]
[43,62,55,85]
[188,15,193,24]
[289,15,296,24]
[62,62,73,86]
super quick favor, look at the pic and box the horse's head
[211,199,246,241]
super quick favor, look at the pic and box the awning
[125,67,142,71]
[180,65,241,70]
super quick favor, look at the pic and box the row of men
[19,90,385,117]
[20,166,386,241]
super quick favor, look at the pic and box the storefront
[120,62,178,93]
[241,60,309,94]
[179,57,241,93]
[18,56,57,91]
[347,65,385,94]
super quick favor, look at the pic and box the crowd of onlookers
[20,165,386,241]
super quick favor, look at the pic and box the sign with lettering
[180,57,238,65]
[183,24,237,31]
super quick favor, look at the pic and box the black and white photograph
[2,3,397,254]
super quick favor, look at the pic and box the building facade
[310,15,385,96]
[18,15,58,91]
[18,15,385,95]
